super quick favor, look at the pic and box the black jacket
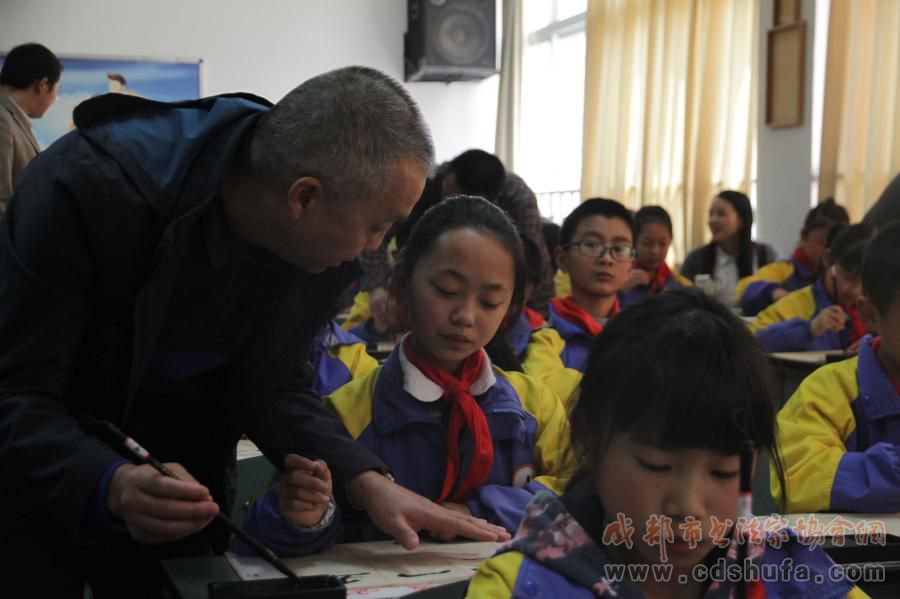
[0,93,384,547]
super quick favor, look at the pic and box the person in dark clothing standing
[0,66,506,598]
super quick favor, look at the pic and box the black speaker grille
[433,5,491,65]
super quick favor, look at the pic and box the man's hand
[347,470,510,550]
[278,454,332,528]
[810,305,847,337]
[107,463,219,544]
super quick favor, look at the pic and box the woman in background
[681,190,777,308]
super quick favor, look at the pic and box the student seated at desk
[468,289,864,598]
[619,205,691,307]
[309,320,378,396]
[239,197,575,556]
[773,223,900,514]
[751,223,874,353]
[523,198,633,376]
[736,198,849,316]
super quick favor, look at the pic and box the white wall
[756,0,818,256]
[0,0,498,163]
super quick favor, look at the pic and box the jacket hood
[72,92,271,220]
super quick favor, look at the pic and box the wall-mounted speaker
[405,0,497,82]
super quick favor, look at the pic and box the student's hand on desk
[623,269,652,291]
[810,305,847,337]
[846,338,863,353]
[347,470,510,550]
[278,454,332,528]
[107,463,219,544]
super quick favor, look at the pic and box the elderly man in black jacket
[0,66,506,597]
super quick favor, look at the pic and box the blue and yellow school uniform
[618,270,691,307]
[736,253,817,316]
[468,484,864,599]
[750,279,853,352]
[522,301,604,374]
[309,321,378,397]
[773,336,900,514]
[519,326,581,409]
[340,290,370,331]
[242,341,576,555]
[520,300,600,408]
[507,309,544,362]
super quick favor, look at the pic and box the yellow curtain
[819,0,900,220]
[581,0,758,263]
[495,0,524,170]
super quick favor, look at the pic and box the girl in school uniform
[468,288,865,598]
[239,196,575,556]
[619,206,691,307]
[736,197,849,316]
[752,223,874,353]
[681,191,777,308]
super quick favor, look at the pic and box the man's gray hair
[249,66,435,203]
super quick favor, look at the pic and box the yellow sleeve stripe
[750,284,817,333]
[324,366,380,439]
[676,273,693,287]
[341,290,371,331]
[465,551,524,598]
[772,357,860,513]
[497,369,577,494]
[735,261,795,301]
[521,327,566,377]
[329,343,379,380]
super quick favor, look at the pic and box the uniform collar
[397,334,495,402]
[858,334,900,420]
[548,301,602,339]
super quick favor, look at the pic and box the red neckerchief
[402,337,493,503]
[747,579,766,598]
[642,261,674,295]
[792,246,819,274]
[844,305,868,344]
[523,307,545,330]
[872,337,900,395]
[551,296,619,337]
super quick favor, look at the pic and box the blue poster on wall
[0,55,202,149]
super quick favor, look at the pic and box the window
[519,0,587,223]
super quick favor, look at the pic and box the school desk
[162,540,498,599]
[367,341,396,362]
[776,513,900,598]
[769,350,855,406]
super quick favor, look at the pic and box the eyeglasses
[565,239,636,262]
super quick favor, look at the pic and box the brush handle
[89,417,303,584]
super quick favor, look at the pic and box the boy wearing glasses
[523,198,634,382]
